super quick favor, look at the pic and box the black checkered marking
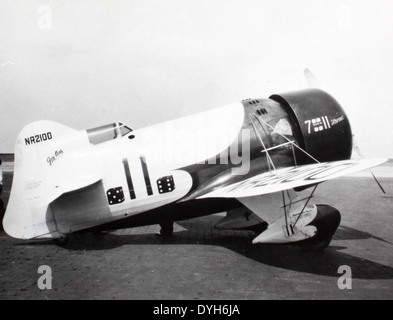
[157,175,175,194]
[107,187,125,205]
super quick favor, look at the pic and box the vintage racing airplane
[2,88,387,250]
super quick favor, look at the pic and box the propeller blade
[302,69,386,194]
[304,68,320,88]
[352,135,364,158]
[353,135,386,194]
[370,171,386,194]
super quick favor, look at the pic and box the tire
[296,204,340,252]
[298,236,333,252]
[159,221,174,237]
[52,237,70,246]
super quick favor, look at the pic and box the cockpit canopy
[87,122,132,145]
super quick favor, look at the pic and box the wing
[197,158,387,199]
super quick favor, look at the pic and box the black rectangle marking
[122,158,136,200]
[140,155,153,196]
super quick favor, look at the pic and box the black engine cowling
[270,89,353,164]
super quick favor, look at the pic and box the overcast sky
[1,0,393,157]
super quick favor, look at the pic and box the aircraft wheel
[248,222,268,234]
[52,236,70,246]
[93,230,109,236]
[159,221,174,237]
[298,236,333,252]
[296,204,340,252]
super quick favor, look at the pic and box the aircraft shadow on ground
[16,215,393,280]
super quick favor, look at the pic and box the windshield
[87,122,132,145]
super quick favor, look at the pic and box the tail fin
[2,120,95,239]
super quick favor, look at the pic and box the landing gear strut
[159,221,174,237]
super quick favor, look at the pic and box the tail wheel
[159,221,174,237]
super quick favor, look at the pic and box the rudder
[3,120,92,239]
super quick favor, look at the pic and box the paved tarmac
[1,160,393,300]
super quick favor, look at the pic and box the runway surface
[1,159,393,300]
